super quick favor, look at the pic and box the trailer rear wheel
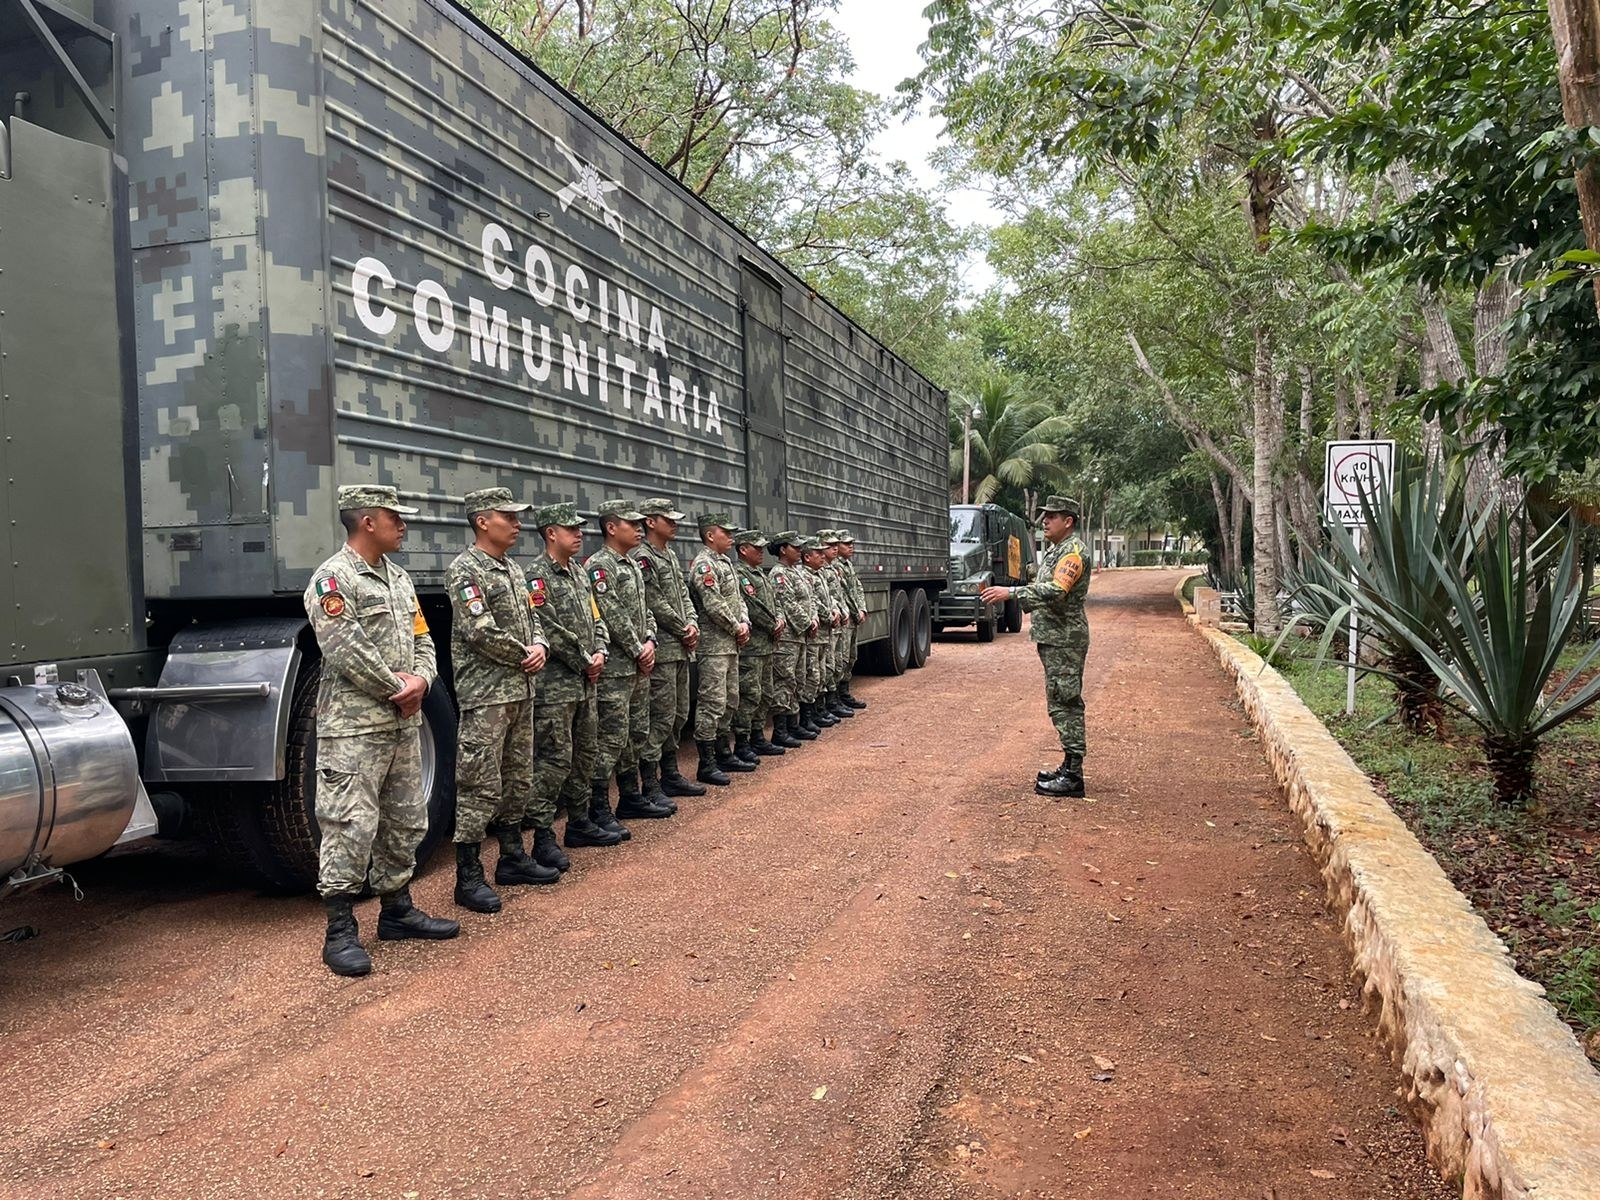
[1003,597,1023,633]
[908,589,931,668]
[885,589,912,674]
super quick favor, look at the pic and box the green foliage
[948,376,1076,513]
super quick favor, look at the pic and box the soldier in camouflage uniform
[982,495,1092,797]
[588,500,671,825]
[799,537,839,734]
[817,531,859,721]
[834,529,869,710]
[303,485,459,978]
[633,497,704,804]
[445,487,558,917]
[688,513,752,783]
[733,529,786,762]
[765,532,812,747]
[524,503,624,856]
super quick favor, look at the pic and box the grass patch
[1279,650,1600,1053]
[1181,572,1202,605]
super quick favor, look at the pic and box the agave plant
[1351,511,1600,807]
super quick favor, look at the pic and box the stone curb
[1174,574,1600,1200]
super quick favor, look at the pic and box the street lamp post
[961,403,982,503]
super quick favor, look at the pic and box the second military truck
[0,0,946,896]
[934,504,1035,641]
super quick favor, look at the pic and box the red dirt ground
[0,568,1456,1199]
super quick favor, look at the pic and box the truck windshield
[950,509,981,542]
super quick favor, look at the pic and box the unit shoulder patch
[320,593,345,618]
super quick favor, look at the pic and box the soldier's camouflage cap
[337,484,419,515]
[534,501,586,529]
[816,529,842,545]
[798,536,825,552]
[638,497,687,520]
[1037,495,1081,516]
[835,529,856,544]
[463,486,531,515]
[767,530,801,549]
[732,529,768,547]
[698,512,735,533]
[597,498,646,522]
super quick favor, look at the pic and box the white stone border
[1176,573,1600,1200]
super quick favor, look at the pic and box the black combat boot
[638,759,678,814]
[718,734,757,773]
[588,779,631,842]
[1036,754,1073,784]
[811,698,839,728]
[377,886,461,941]
[696,739,731,786]
[732,730,761,766]
[796,702,822,737]
[840,686,867,710]
[453,842,503,913]
[828,688,855,718]
[533,826,572,871]
[789,709,818,741]
[751,721,785,756]
[1036,755,1085,798]
[492,823,560,886]
[772,713,805,748]
[563,812,624,848]
[661,746,707,797]
[616,768,674,819]
[321,895,372,977]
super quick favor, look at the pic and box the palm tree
[948,377,1075,516]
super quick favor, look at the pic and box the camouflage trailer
[0,0,946,894]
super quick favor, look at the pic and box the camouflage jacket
[824,562,860,620]
[688,546,749,655]
[446,545,548,710]
[1015,533,1091,646]
[525,551,608,702]
[808,563,843,625]
[587,545,656,678]
[735,560,780,656]
[839,559,868,619]
[770,560,818,642]
[304,546,437,735]
[632,539,696,663]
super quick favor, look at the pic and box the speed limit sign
[1324,440,1395,528]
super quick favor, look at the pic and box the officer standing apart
[633,498,705,803]
[733,529,785,762]
[445,488,557,917]
[981,495,1092,797]
[688,513,752,784]
[833,529,869,710]
[588,500,671,824]
[304,485,459,978]
[766,532,816,746]
[523,504,624,855]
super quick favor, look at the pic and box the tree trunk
[1353,374,1374,438]
[1467,271,1523,513]
[1547,0,1600,318]
[1251,322,1282,635]
[1334,375,1351,440]
[1229,476,1248,581]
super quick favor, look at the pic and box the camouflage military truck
[0,0,946,896]
[934,504,1034,642]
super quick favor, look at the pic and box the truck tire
[248,659,458,892]
[886,589,912,675]
[908,589,931,668]
[975,607,997,643]
[1003,597,1023,633]
[193,784,306,892]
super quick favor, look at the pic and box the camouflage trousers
[771,640,803,715]
[647,658,691,764]
[845,621,861,677]
[1037,640,1088,758]
[830,627,848,686]
[454,699,534,843]
[694,651,739,740]
[736,651,774,731]
[595,668,651,780]
[315,727,425,899]
[525,692,598,830]
[800,640,823,702]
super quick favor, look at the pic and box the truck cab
[934,504,1034,642]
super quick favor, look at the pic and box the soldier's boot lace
[492,824,560,886]
[828,689,856,719]
[563,813,624,848]
[453,842,503,914]
[532,826,572,871]
[1036,754,1075,784]
[588,779,631,842]
[637,759,678,813]
[321,896,372,978]
[660,747,707,797]
[695,740,731,786]
[732,731,761,766]
[616,768,674,820]
[377,886,461,941]
[717,734,756,773]
[840,687,868,710]
[751,721,786,755]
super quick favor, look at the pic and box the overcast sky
[829,0,999,294]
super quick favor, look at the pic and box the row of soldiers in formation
[303,485,869,976]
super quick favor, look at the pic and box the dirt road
[0,569,1454,1199]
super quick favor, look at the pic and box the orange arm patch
[1052,552,1085,590]
[413,604,430,636]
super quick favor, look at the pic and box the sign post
[1323,440,1395,716]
